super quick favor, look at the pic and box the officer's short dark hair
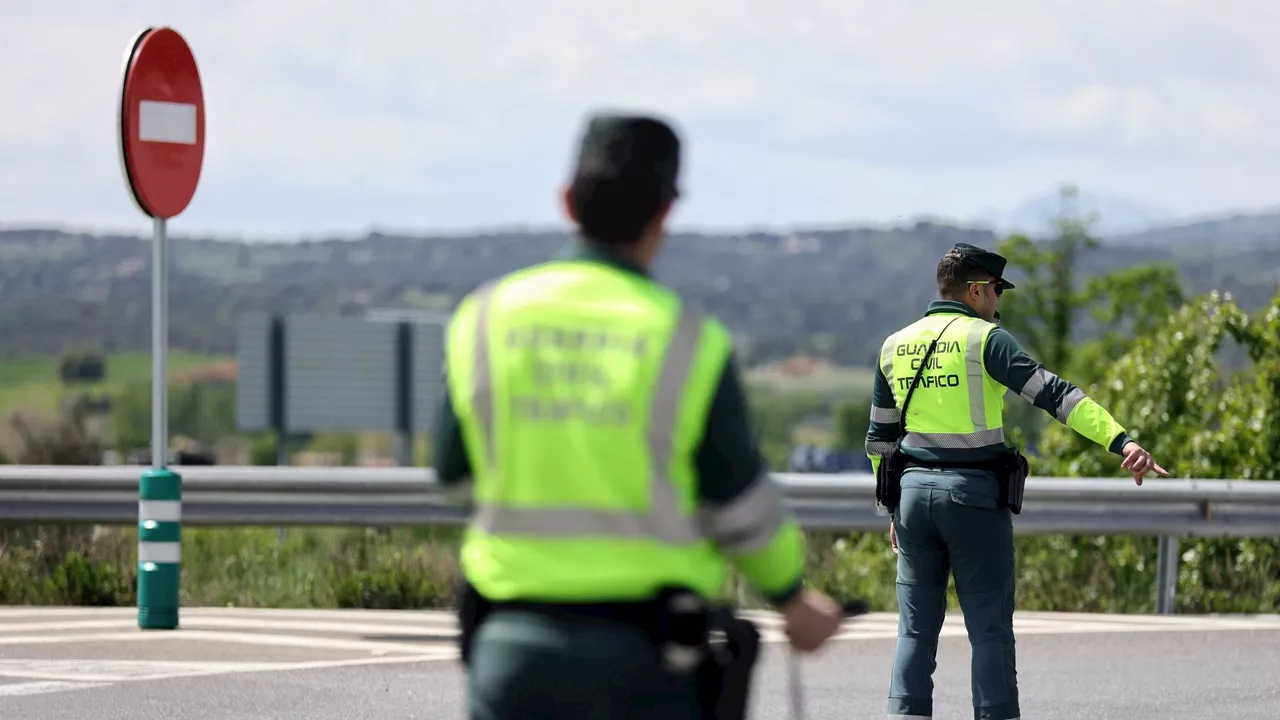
[936,248,993,298]
[567,114,681,247]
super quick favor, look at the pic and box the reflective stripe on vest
[881,316,1005,450]
[463,282,754,547]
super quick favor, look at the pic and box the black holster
[993,448,1030,515]
[695,608,761,720]
[874,443,907,511]
[455,578,492,668]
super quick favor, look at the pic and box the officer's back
[866,243,1166,720]
[434,113,844,720]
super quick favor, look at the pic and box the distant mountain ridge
[972,189,1175,238]
[1,209,1278,368]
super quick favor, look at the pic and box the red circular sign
[118,27,205,219]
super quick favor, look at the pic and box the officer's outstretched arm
[983,327,1131,455]
[864,360,902,476]
[695,354,807,607]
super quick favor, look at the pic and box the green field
[1,352,875,422]
[0,351,232,423]
[744,365,875,397]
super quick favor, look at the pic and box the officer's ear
[964,279,981,303]
[560,185,579,224]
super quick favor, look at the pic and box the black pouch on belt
[695,607,762,720]
[455,578,491,668]
[995,446,1030,515]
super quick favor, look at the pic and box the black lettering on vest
[897,374,962,391]
[896,340,963,358]
[910,356,946,371]
[507,324,651,357]
[531,361,610,387]
[511,396,631,425]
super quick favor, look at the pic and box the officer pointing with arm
[865,242,1167,720]
[433,112,844,720]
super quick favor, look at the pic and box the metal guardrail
[2,465,1279,615]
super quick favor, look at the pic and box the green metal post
[138,468,181,629]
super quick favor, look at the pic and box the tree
[831,399,871,452]
[995,184,1100,375]
[994,184,1185,451]
[1034,289,1280,612]
[58,351,106,384]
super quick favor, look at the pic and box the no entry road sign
[117,25,206,634]
[118,27,205,219]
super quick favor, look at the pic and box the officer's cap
[950,242,1016,289]
[570,113,681,200]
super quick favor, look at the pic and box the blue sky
[1,1,1277,240]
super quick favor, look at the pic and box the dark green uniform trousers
[887,469,1021,720]
[468,609,702,720]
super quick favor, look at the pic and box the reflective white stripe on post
[138,541,181,564]
[139,500,181,522]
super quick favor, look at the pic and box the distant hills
[970,188,1280,244]
[1,208,1278,371]
[972,189,1175,238]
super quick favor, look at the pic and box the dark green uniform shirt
[866,300,1132,466]
[432,243,802,606]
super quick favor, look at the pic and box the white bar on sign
[138,541,181,564]
[138,100,197,145]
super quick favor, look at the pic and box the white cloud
[0,0,1277,236]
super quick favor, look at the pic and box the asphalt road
[0,607,1277,719]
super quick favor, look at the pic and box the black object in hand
[840,598,870,618]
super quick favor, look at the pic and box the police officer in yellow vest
[433,112,845,720]
[865,243,1168,720]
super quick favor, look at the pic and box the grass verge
[2,526,1276,615]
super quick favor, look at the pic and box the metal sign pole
[138,215,183,631]
[152,216,168,468]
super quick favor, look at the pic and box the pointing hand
[1120,442,1169,485]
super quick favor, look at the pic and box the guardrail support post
[1154,535,1179,615]
[138,468,182,629]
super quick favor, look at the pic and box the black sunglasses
[967,280,1005,296]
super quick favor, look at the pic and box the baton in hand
[786,599,870,720]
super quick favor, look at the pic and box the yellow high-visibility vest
[445,259,801,603]
[877,313,1009,454]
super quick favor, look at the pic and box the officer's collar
[556,238,652,279]
[925,300,981,318]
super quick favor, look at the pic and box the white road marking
[0,680,109,697]
[0,606,457,624]
[0,655,455,697]
[0,608,1275,656]
[0,616,457,639]
[0,607,1274,700]
[0,629,447,657]
[0,659,278,683]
